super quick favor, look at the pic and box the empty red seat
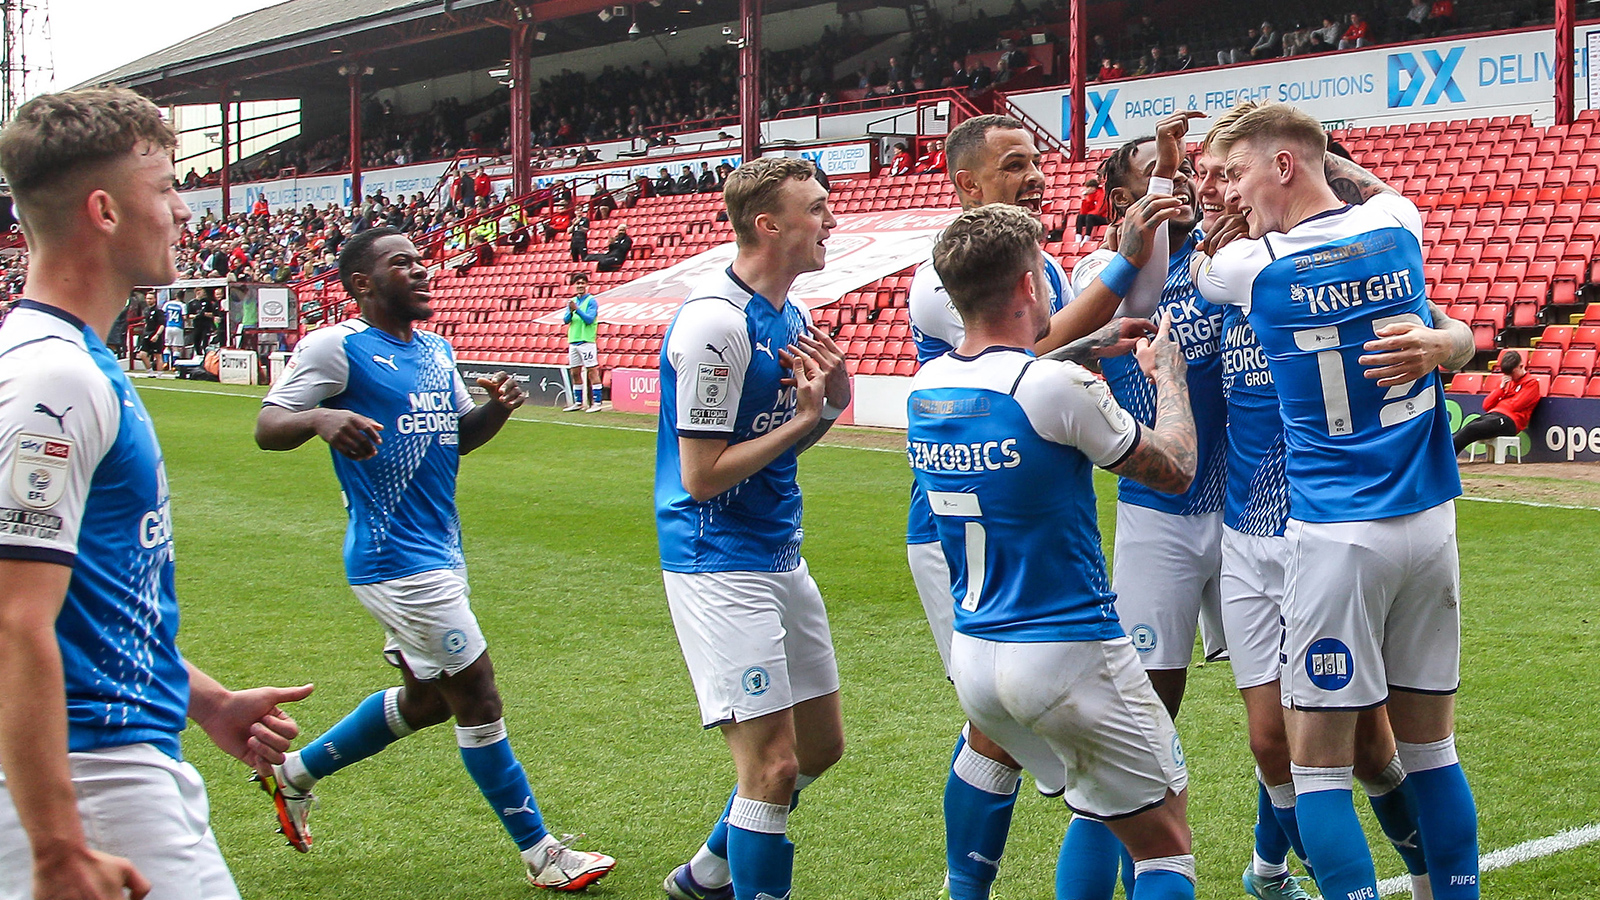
[1550,374,1587,397]
[1536,326,1575,350]
[1447,372,1484,393]
[1473,303,1507,329]
[1527,347,1564,374]
[1571,325,1600,349]
[1587,375,1600,397]
[1559,348,1597,376]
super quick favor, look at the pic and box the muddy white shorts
[0,743,239,900]
[1280,501,1461,711]
[351,567,487,681]
[950,632,1187,819]
[663,559,840,728]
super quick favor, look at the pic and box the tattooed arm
[1107,315,1196,494]
[1042,317,1156,370]
[1324,153,1396,205]
[1358,300,1476,385]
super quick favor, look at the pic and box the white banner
[1008,26,1600,149]
[257,287,291,329]
[537,141,877,197]
[179,158,473,217]
[218,349,258,385]
[536,207,957,326]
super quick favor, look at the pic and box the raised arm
[1324,153,1396,205]
[1107,314,1196,494]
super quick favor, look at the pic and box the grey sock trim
[1396,735,1458,773]
[454,718,508,749]
[1359,753,1406,796]
[953,742,1022,795]
[1291,763,1354,793]
[383,687,415,738]
[1134,854,1197,884]
[727,796,788,834]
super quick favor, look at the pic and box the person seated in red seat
[890,141,913,175]
[915,139,946,174]
[1338,12,1370,49]
[1096,57,1126,81]
[1452,349,1543,455]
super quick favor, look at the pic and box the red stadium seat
[1512,303,1539,328]
[1527,347,1564,374]
[1587,376,1600,397]
[1570,325,1600,350]
[1536,326,1575,350]
[1447,372,1484,394]
[1559,349,1596,376]
[1584,303,1600,324]
[1550,375,1587,397]
[1472,325,1498,352]
[1473,303,1507,329]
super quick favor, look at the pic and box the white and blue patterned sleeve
[666,298,751,437]
[264,324,351,412]
[1014,359,1139,468]
[0,345,118,564]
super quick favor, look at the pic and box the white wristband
[1148,175,1175,195]
[821,400,846,420]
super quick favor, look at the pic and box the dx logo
[1388,47,1465,107]
[1063,89,1119,140]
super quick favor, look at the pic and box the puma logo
[373,354,398,371]
[967,851,1000,869]
[755,339,773,359]
[33,403,71,432]
[704,343,728,362]
[502,796,539,817]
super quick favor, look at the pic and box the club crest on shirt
[10,433,70,510]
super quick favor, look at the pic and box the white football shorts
[950,632,1187,819]
[164,326,185,351]
[351,567,488,681]
[0,743,240,900]
[663,559,841,728]
[1220,527,1289,691]
[1280,501,1461,711]
[907,540,955,677]
[1111,503,1223,671]
[568,342,598,368]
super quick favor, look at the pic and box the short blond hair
[1211,102,1326,161]
[1201,100,1259,156]
[932,203,1043,321]
[722,157,818,246]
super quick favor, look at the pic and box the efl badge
[11,432,71,510]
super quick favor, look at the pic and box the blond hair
[1201,100,1259,156]
[1210,102,1327,161]
[722,157,818,246]
[932,203,1043,321]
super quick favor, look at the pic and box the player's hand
[567,299,577,310]
[1199,211,1249,256]
[1094,317,1158,359]
[1135,312,1185,381]
[193,683,313,773]
[32,846,151,900]
[1153,111,1206,178]
[1117,195,1184,268]
[778,345,826,426]
[1359,320,1448,386]
[477,372,525,411]
[797,325,850,407]
[314,410,383,460]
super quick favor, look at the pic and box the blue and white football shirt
[904,251,1072,544]
[656,267,812,573]
[263,320,476,584]
[0,301,188,759]
[906,348,1139,642]
[1220,304,1289,536]
[161,297,185,329]
[1193,193,1461,522]
[1080,231,1228,515]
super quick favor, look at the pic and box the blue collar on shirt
[15,299,88,331]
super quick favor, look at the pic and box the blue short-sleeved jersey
[1194,193,1461,522]
[656,268,811,573]
[264,320,477,584]
[1220,304,1290,536]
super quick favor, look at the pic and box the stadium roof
[78,0,785,106]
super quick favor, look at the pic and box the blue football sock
[1399,739,1478,900]
[727,796,793,900]
[298,689,410,780]
[1264,786,1309,873]
[945,735,1020,900]
[1056,816,1121,900]
[1120,846,1137,898]
[705,787,739,859]
[1367,788,1428,876]
[1130,871,1194,900]
[457,720,547,850]
[1255,782,1293,870]
[1293,767,1377,900]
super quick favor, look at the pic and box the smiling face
[100,143,192,287]
[1193,146,1244,222]
[1222,139,1283,237]
[959,127,1047,216]
[358,234,433,323]
[767,175,836,275]
[1115,140,1199,235]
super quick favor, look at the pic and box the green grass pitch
[142,382,1600,899]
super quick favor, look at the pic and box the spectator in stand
[587,224,632,272]
[1340,12,1371,49]
[252,193,270,217]
[452,169,475,213]
[1171,43,1195,70]
[570,214,589,263]
[1145,46,1170,74]
[1250,21,1282,59]
[634,172,655,200]
[1452,350,1543,455]
[696,163,717,193]
[914,139,946,174]
[1096,57,1126,80]
[968,61,994,92]
[1074,175,1108,243]
[590,182,618,219]
[675,165,698,195]
[655,166,676,196]
[473,167,493,201]
[1316,15,1345,47]
[890,141,913,176]
[1427,0,1456,35]
[946,58,968,89]
[1403,0,1432,35]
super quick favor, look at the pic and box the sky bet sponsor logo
[906,438,1022,473]
[1289,269,1415,315]
[396,391,457,437]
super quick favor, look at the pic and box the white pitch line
[1377,822,1600,896]
[1458,494,1600,512]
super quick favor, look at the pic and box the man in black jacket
[587,224,632,272]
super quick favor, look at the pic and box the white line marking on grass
[1377,823,1600,896]
[137,385,260,399]
[1459,495,1600,512]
